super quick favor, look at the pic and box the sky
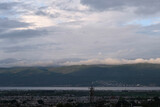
[0,0,160,67]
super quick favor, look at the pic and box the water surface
[0,87,160,91]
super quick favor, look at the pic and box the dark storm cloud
[81,0,160,14]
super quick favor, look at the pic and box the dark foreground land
[0,90,160,107]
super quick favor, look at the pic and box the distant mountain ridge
[0,63,160,86]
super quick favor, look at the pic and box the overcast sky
[0,0,160,67]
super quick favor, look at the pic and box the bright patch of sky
[127,18,160,26]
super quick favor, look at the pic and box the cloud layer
[0,0,160,67]
[1,58,160,67]
[63,58,160,65]
[81,0,160,15]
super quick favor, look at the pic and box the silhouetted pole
[89,85,94,107]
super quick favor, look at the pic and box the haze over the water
[0,0,160,67]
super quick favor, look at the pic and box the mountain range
[0,63,160,86]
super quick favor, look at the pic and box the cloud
[2,42,58,53]
[20,15,55,29]
[139,23,160,35]
[0,58,20,64]
[0,58,83,67]
[0,18,30,30]
[1,57,160,67]
[1,58,160,67]
[0,58,54,67]
[0,0,160,67]
[63,58,160,65]
[81,0,160,15]
[0,29,48,39]
[0,2,18,10]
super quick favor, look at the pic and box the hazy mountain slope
[0,64,160,86]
